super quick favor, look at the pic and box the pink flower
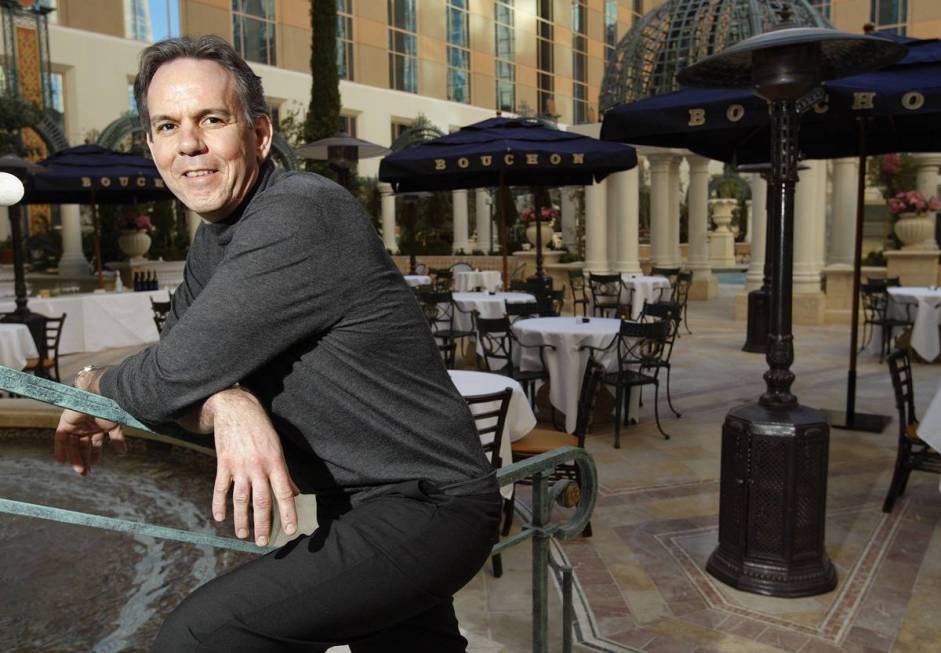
[888,190,940,215]
[882,153,901,175]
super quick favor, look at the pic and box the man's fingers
[251,479,272,546]
[68,436,88,476]
[212,468,231,522]
[231,477,251,539]
[90,434,105,467]
[271,469,298,537]
[108,426,127,455]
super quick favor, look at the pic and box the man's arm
[60,367,299,547]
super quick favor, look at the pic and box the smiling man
[53,36,500,652]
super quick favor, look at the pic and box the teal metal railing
[0,366,597,653]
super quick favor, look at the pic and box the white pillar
[686,155,715,295]
[745,200,753,245]
[379,183,398,253]
[668,157,682,266]
[560,186,577,251]
[185,209,201,244]
[827,157,859,266]
[648,153,673,268]
[913,153,941,249]
[57,204,90,276]
[475,189,491,254]
[584,180,608,273]
[0,206,10,243]
[746,173,768,291]
[606,169,642,274]
[793,160,825,295]
[451,189,469,254]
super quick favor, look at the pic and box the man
[54,35,500,652]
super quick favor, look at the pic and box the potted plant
[116,212,155,263]
[888,190,940,250]
[521,206,558,247]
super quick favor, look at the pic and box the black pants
[152,480,501,652]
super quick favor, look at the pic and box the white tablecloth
[513,317,622,433]
[454,270,503,292]
[448,370,536,499]
[451,291,536,333]
[622,274,672,319]
[0,323,39,370]
[917,379,941,490]
[0,290,170,354]
[403,274,432,287]
[888,287,941,361]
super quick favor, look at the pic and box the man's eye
[155,123,175,132]
[204,116,224,125]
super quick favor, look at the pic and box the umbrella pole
[92,200,104,289]
[498,172,509,288]
[829,120,890,432]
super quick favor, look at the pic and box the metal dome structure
[600,0,831,112]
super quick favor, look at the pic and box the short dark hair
[134,35,269,137]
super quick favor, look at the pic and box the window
[604,0,618,65]
[391,120,412,145]
[233,0,276,66]
[338,0,354,81]
[340,114,358,138]
[128,82,137,114]
[870,0,907,35]
[48,71,63,114]
[494,0,515,112]
[447,0,470,103]
[810,0,831,19]
[388,0,417,92]
[572,0,589,123]
[632,0,643,19]
[536,0,554,116]
[125,0,152,41]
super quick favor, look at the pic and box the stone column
[607,169,642,274]
[584,180,608,273]
[745,173,768,291]
[475,188,492,254]
[185,209,201,244]
[648,153,673,269]
[745,199,753,245]
[57,204,90,277]
[828,157,857,266]
[914,153,941,249]
[668,157,682,266]
[560,186,577,252]
[379,182,398,254]
[686,155,717,299]
[451,189,470,254]
[792,160,826,324]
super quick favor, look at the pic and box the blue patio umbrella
[23,144,174,288]
[600,35,941,431]
[379,117,637,285]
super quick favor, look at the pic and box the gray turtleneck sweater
[100,163,495,499]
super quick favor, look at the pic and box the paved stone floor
[2,282,939,652]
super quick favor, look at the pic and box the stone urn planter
[525,220,555,248]
[118,229,152,264]
[894,212,936,250]
[709,198,738,267]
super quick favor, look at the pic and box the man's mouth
[182,169,217,178]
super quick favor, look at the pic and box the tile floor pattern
[16,284,941,652]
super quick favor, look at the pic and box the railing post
[531,470,549,653]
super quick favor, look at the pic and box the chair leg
[613,384,623,449]
[491,553,503,578]
[501,495,515,536]
[683,304,692,335]
[882,445,908,513]
[665,366,681,418]
[653,382,670,440]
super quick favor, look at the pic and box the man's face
[146,58,272,223]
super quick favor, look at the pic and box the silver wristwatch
[74,364,108,388]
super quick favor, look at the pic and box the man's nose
[177,124,207,156]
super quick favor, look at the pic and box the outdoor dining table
[451,291,536,333]
[453,270,502,292]
[0,323,39,371]
[0,289,170,355]
[403,274,432,287]
[588,274,671,319]
[512,316,626,433]
[448,370,537,499]
[916,378,941,491]
[888,287,941,361]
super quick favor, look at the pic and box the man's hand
[205,388,300,547]
[54,409,126,476]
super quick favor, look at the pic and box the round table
[887,287,941,361]
[454,270,503,292]
[622,274,672,319]
[0,323,39,371]
[512,317,623,433]
[451,291,536,332]
[448,370,537,498]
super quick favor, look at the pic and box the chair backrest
[450,261,474,273]
[430,268,453,291]
[616,319,669,368]
[568,270,586,292]
[475,316,514,372]
[641,301,681,358]
[674,270,693,304]
[151,298,172,332]
[866,276,901,290]
[651,266,681,284]
[587,273,623,303]
[418,290,457,331]
[572,359,605,442]
[860,283,889,318]
[463,387,513,468]
[43,314,66,359]
[546,288,565,316]
[887,349,917,440]
[508,279,528,292]
[504,300,541,322]
[414,262,429,275]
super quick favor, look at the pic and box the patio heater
[295,132,390,193]
[677,7,905,596]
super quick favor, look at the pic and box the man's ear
[254,115,274,161]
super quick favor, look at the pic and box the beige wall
[57,0,124,37]
[181,0,231,39]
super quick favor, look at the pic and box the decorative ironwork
[599,0,829,110]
